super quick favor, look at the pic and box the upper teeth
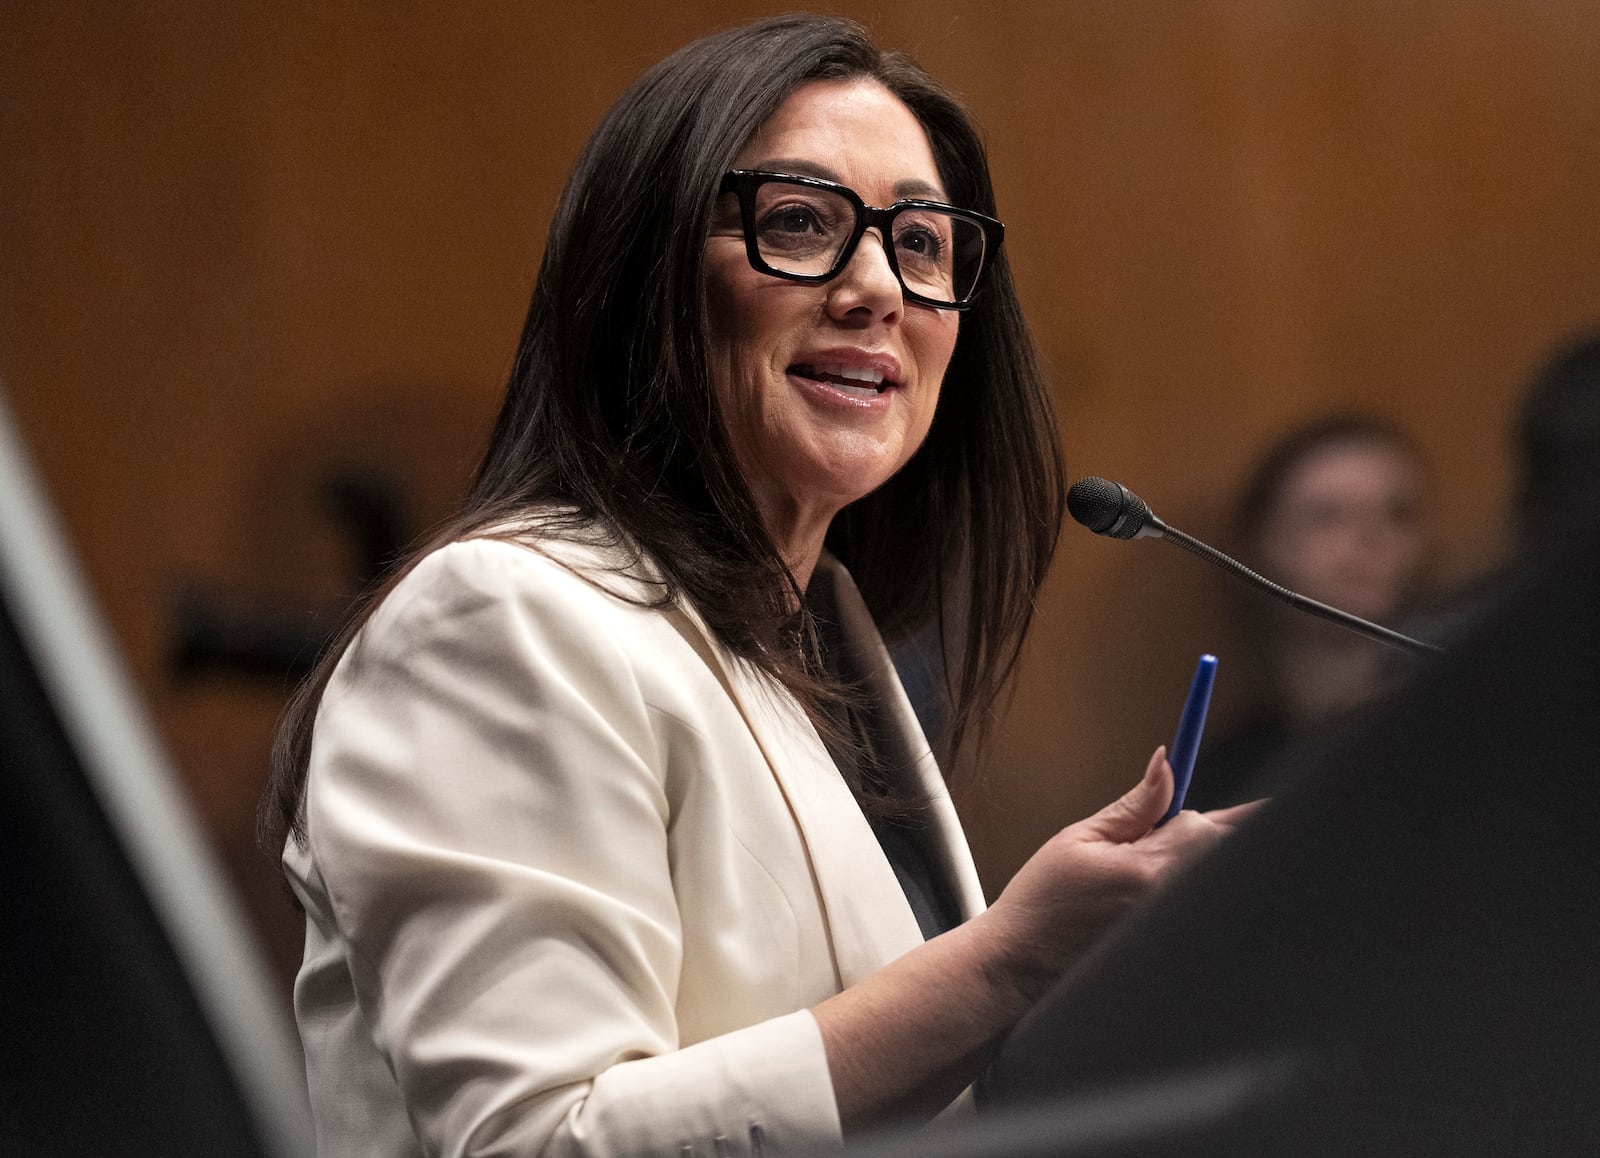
[814,363,886,386]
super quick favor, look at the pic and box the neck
[1269,622,1394,726]
[754,492,842,596]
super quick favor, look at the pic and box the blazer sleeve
[298,538,842,1157]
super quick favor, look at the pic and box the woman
[1189,415,1433,810]
[263,15,1244,1156]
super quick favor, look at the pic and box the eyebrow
[750,157,950,203]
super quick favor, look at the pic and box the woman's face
[1256,438,1429,624]
[704,78,961,567]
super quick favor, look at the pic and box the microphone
[1066,476,1444,657]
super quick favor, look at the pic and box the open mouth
[790,362,893,398]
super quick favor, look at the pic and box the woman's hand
[813,749,1258,1134]
[978,747,1259,1010]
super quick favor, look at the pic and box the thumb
[1077,747,1173,843]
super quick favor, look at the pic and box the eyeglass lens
[749,180,986,304]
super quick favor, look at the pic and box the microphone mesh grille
[1066,477,1124,534]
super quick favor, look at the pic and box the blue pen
[1159,653,1217,825]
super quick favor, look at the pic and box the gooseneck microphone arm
[1066,476,1445,658]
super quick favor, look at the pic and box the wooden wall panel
[4,1,1598,990]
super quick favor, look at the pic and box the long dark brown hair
[262,13,1065,852]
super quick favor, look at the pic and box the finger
[1152,809,1228,867]
[1199,797,1270,830]
[1077,747,1173,843]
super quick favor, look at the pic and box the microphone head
[1067,476,1156,539]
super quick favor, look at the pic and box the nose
[825,228,903,324]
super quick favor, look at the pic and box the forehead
[733,78,946,201]
[1279,439,1421,504]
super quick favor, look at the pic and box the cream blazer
[283,531,987,1158]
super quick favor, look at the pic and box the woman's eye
[896,224,946,261]
[762,205,823,235]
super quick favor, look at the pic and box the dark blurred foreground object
[1407,329,1600,648]
[853,512,1600,1154]
[0,388,311,1156]
[1515,329,1600,548]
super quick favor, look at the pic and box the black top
[804,571,962,941]
[865,811,963,941]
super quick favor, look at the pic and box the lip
[786,347,904,395]
[787,372,892,411]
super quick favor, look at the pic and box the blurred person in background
[1187,415,1434,810]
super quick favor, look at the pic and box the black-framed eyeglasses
[718,170,1004,311]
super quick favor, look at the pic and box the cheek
[1380,528,1428,580]
[915,314,960,416]
[928,315,960,374]
[705,265,795,396]
[1259,522,1321,582]
[711,335,782,443]
[704,290,759,417]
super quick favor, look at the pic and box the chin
[811,456,906,506]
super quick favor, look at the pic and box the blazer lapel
[819,556,989,924]
[660,596,927,988]
[522,529,979,986]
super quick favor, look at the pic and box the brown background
[3,1,1598,993]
